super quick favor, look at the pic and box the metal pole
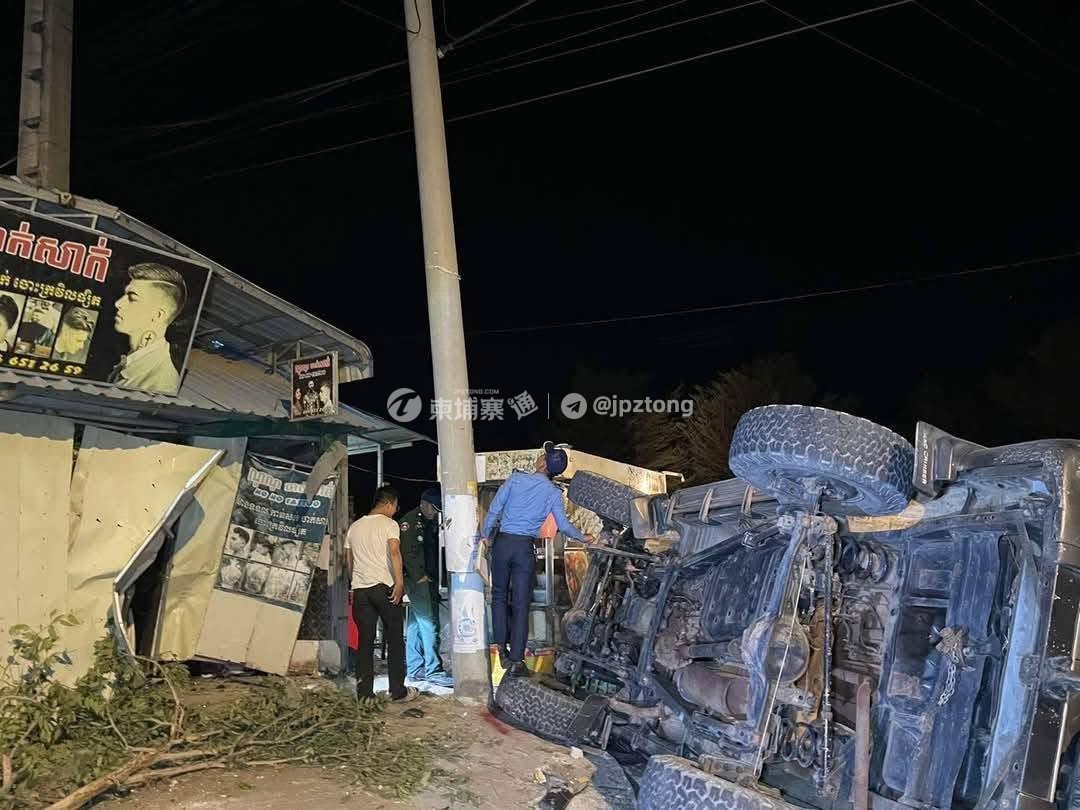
[329,453,351,675]
[818,529,835,792]
[404,0,488,703]
[376,445,384,487]
[854,679,871,810]
[17,0,73,191]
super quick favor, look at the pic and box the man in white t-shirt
[345,484,417,703]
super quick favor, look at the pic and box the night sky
[2,0,1078,491]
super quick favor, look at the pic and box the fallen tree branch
[103,701,130,750]
[225,707,303,758]
[185,729,226,743]
[45,750,161,810]
[127,654,185,739]
[0,695,41,706]
[237,723,323,749]
[245,756,310,767]
[122,761,225,787]
[155,750,216,764]
[2,753,12,793]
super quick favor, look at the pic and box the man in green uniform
[400,487,452,688]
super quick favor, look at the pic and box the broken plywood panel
[246,603,304,675]
[195,592,302,675]
[194,590,261,662]
[64,427,219,683]
[152,437,247,661]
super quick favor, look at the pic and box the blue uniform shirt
[482,471,584,541]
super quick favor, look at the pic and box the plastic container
[489,644,555,686]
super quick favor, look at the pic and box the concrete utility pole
[404,0,489,702]
[17,0,74,191]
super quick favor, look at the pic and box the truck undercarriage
[494,405,1080,809]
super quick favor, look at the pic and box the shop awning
[0,351,429,453]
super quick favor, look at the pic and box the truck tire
[568,471,643,527]
[495,675,583,740]
[728,405,914,516]
[638,756,800,810]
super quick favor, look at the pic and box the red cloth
[348,590,359,650]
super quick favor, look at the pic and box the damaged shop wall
[151,437,248,661]
[65,427,221,683]
[0,416,322,683]
[0,411,74,665]
[195,453,335,675]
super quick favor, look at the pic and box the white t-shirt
[346,514,399,589]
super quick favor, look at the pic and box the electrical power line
[499,0,662,29]
[913,1,1036,81]
[113,1,537,139]
[463,251,1080,335]
[126,59,409,135]
[442,1,766,91]
[971,0,1080,75]
[134,3,742,165]
[765,2,991,123]
[128,91,398,167]
[442,0,455,40]
[339,0,411,33]
[444,0,916,125]
[448,0,692,78]
[191,0,918,182]
[136,0,1047,173]
[439,0,540,54]
[196,127,416,181]
[349,463,437,483]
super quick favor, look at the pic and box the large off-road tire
[495,675,583,740]
[728,405,914,517]
[568,471,643,527]
[637,756,800,810]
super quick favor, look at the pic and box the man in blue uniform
[481,442,594,675]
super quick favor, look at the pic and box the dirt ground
[111,691,595,810]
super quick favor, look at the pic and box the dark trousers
[490,533,535,663]
[352,583,406,700]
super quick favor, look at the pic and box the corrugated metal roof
[180,349,291,418]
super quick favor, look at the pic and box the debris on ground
[0,616,469,809]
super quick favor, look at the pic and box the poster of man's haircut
[214,454,335,611]
[0,202,210,395]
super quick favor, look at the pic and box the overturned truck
[495,404,1080,809]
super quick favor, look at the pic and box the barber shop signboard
[216,454,336,612]
[290,351,338,421]
[0,202,210,395]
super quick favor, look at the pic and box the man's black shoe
[507,660,527,677]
